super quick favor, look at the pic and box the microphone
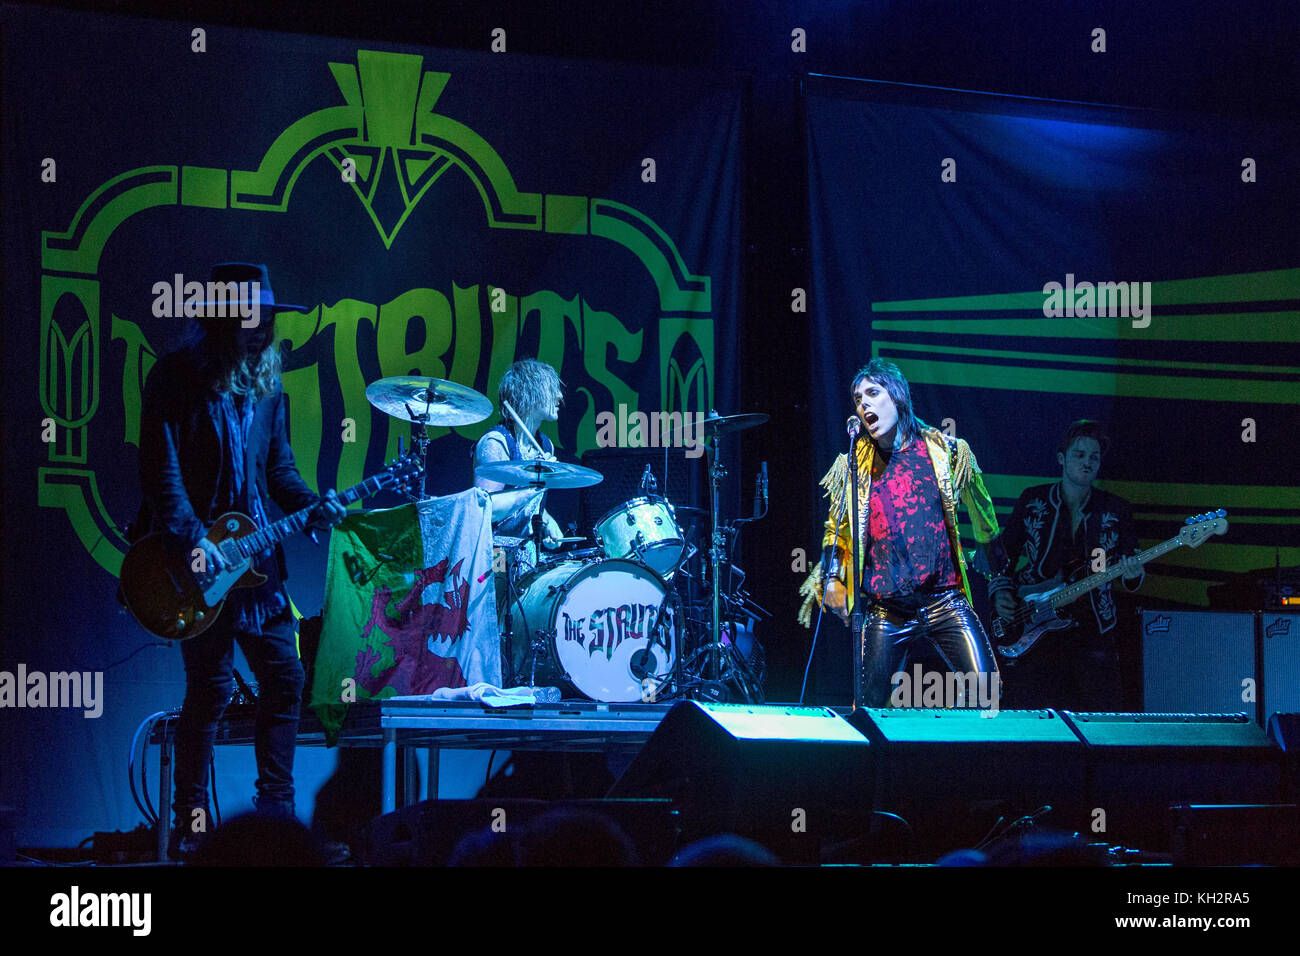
[760,461,768,508]
[846,415,861,439]
[640,464,657,494]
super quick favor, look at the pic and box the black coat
[136,345,320,583]
[993,481,1142,634]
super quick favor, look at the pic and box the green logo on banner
[38,50,719,578]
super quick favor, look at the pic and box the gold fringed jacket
[797,427,1001,627]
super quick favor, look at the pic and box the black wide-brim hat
[195,262,306,316]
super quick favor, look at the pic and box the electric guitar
[992,510,1228,662]
[119,454,423,640]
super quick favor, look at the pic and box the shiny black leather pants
[858,588,1001,707]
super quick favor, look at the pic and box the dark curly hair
[1058,419,1110,457]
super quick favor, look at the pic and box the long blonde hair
[498,358,563,422]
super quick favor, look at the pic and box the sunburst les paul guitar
[119,454,423,640]
[992,510,1228,662]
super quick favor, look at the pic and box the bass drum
[504,558,677,702]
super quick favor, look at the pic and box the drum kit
[365,374,771,704]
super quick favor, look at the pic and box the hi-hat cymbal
[366,376,493,426]
[475,460,604,489]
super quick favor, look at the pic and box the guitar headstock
[1178,509,1228,548]
[383,451,426,498]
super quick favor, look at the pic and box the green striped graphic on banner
[872,314,1300,343]
[882,353,1295,403]
[872,267,1300,312]
[879,340,1299,376]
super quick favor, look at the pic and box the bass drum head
[552,559,677,703]
[502,559,582,689]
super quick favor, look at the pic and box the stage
[140,698,1298,865]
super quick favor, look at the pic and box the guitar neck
[1050,537,1178,609]
[230,474,388,558]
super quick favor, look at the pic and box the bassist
[990,420,1142,711]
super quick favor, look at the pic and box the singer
[797,359,1004,707]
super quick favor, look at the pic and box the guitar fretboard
[231,473,393,559]
[1049,536,1179,609]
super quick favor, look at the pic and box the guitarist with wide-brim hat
[990,419,1144,712]
[135,262,346,860]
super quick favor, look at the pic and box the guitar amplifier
[1141,610,1254,714]
[1262,613,1300,719]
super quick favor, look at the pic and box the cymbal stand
[526,475,549,687]
[639,543,691,702]
[402,388,442,500]
[706,419,727,683]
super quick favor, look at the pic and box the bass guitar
[992,510,1227,662]
[119,454,423,640]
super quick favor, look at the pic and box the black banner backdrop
[803,75,1298,698]
[0,6,741,844]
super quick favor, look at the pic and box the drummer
[472,358,566,565]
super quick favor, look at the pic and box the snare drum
[593,496,685,578]
[503,558,677,702]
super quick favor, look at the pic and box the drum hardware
[693,421,768,696]
[527,625,551,688]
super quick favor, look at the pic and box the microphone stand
[848,427,864,711]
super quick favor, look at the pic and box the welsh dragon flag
[312,489,500,744]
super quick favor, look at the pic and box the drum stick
[501,399,549,458]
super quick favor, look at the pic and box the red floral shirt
[865,438,960,599]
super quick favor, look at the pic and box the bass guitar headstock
[1178,509,1228,548]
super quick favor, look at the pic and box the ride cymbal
[365,376,493,426]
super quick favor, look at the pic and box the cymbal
[365,376,493,426]
[701,412,769,436]
[662,410,770,443]
[475,460,604,489]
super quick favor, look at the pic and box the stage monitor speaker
[1060,711,1282,853]
[1262,612,1300,720]
[1141,610,1254,714]
[1267,712,1300,803]
[366,798,679,866]
[1171,803,1300,865]
[607,701,872,863]
[847,708,1086,861]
